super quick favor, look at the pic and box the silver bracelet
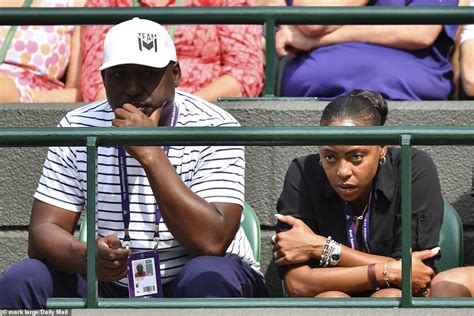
[319,236,332,267]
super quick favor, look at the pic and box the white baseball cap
[99,17,177,71]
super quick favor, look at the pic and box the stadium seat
[78,202,261,262]
[436,201,464,272]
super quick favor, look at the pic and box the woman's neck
[351,188,372,216]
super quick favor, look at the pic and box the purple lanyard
[118,104,179,249]
[343,189,373,253]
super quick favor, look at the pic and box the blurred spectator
[0,0,84,103]
[460,0,474,97]
[275,0,458,100]
[81,0,264,103]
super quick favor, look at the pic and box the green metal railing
[2,6,474,96]
[1,126,473,308]
[1,4,474,309]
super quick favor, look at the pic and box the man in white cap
[0,18,267,308]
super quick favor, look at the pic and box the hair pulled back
[320,89,388,126]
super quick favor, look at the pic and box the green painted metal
[8,127,474,309]
[2,7,474,25]
[46,297,474,309]
[400,135,413,308]
[86,137,98,308]
[0,126,473,147]
[264,19,276,97]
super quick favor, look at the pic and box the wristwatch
[329,242,342,266]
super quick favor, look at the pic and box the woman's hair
[320,89,388,126]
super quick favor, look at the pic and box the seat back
[241,203,261,262]
[436,201,464,272]
[78,202,262,262]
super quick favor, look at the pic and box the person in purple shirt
[276,0,459,100]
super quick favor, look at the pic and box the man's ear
[173,62,181,87]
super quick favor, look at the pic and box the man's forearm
[138,147,240,256]
[28,223,87,274]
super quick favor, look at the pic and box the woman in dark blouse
[273,90,443,298]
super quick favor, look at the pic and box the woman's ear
[379,145,388,159]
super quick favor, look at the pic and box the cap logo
[137,33,157,52]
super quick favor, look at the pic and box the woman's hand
[276,26,317,57]
[386,247,439,296]
[272,214,326,266]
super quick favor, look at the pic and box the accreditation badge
[127,251,163,298]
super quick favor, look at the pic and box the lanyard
[343,189,373,253]
[118,103,179,250]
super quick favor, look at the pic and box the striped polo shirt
[34,90,259,287]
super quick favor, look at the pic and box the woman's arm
[193,75,243,102]
[284,248,438,297]
[274,214,394,268]
[277,23,442,56]
[303,24,443,51]
[291,0,368,38]
[461,38,474,96]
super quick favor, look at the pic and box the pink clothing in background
[80,0,264,102]
[0,0,77,102]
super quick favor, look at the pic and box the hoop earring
[379,157,386,166]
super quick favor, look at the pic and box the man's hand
[96,235,131,282]
[112,104,163,162]
[273,214,326,266]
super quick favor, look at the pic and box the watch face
[331,253,340,261]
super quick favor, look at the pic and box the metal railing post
[86,136,98,308]
[400,135,413,308]
[264,18,276,97]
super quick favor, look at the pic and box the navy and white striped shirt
[34,91,259,287]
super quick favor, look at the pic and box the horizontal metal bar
[0,126,472,147]
[47,298,86,309]
[48,297,474,309]
[98,298,401,308]
[412,298,474,308]
[2,7,474,25]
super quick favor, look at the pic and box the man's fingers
[103,235,123,249]
[149,106,162,126]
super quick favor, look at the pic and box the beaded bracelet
[319,236,332,267]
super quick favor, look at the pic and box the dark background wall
[0,100,472,296]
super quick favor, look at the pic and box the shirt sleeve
[276,156,319,278]
[33,117,85,212]
[218,0,264,97]
[391,150,443,269]
[190,144,245,207]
